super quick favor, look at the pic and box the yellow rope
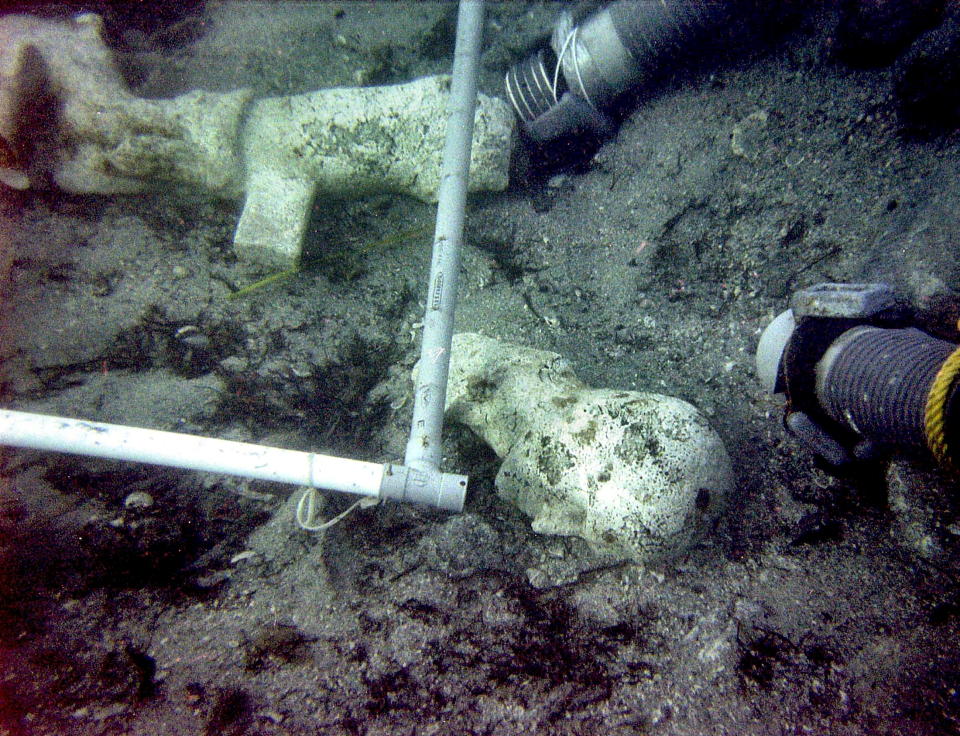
[925,344,960,473]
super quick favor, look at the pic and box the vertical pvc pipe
[405,0,485,473]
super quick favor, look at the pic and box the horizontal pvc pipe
[0,409,383,498]
[0,409,468,511]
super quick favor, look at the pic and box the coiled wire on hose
[504,49,559,123]
[504,0,738,131]
[504,14,591,124]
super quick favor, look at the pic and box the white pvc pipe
[0,3,483,516]
[0,409,383,498]
[405,0,484,472]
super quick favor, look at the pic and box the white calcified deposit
[444,333,735,563]
[0,13,515,268]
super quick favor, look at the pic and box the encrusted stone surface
[444,332,734,562]
[0,13,515,269]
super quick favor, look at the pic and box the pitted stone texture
[242,75,513,202]
[444,332,734,562]
[0,13,249,196]
[0,14,515,269]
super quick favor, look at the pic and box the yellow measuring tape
[925,344,960,473]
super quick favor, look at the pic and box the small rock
[219,356,248,373]
[124,491,154,511]
[730,110,769,161]
[179,333,210,350]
